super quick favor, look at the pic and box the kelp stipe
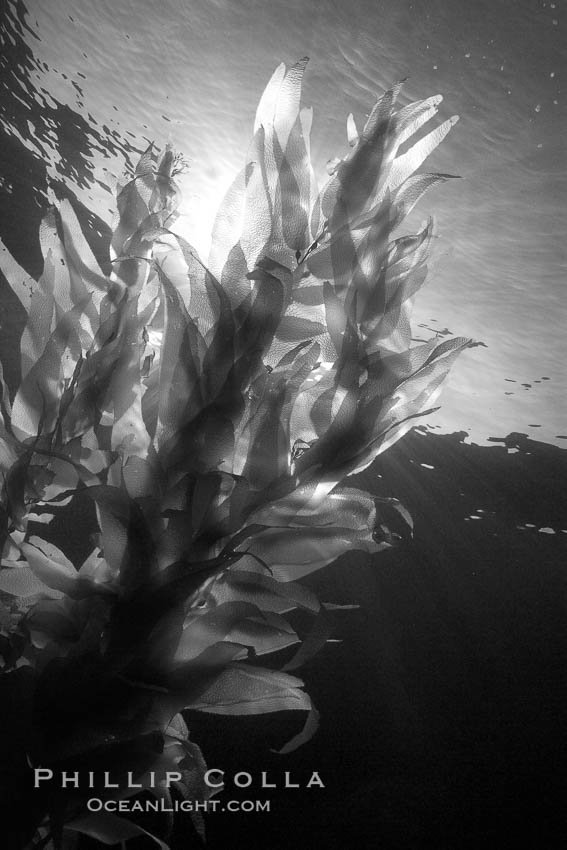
[0,60,476,848]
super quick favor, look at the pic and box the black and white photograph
[0,1,565,847]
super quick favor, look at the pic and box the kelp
[0,60,476,848]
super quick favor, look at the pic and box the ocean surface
[1,2,566,849]
[1,0,565,446]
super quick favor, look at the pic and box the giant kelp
[0,60,475,848]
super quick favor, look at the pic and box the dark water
[1,0,566,847]
[194,429,567,850]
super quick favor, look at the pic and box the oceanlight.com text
[86,798,271,814]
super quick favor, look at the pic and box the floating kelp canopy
[0,59,475,848]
